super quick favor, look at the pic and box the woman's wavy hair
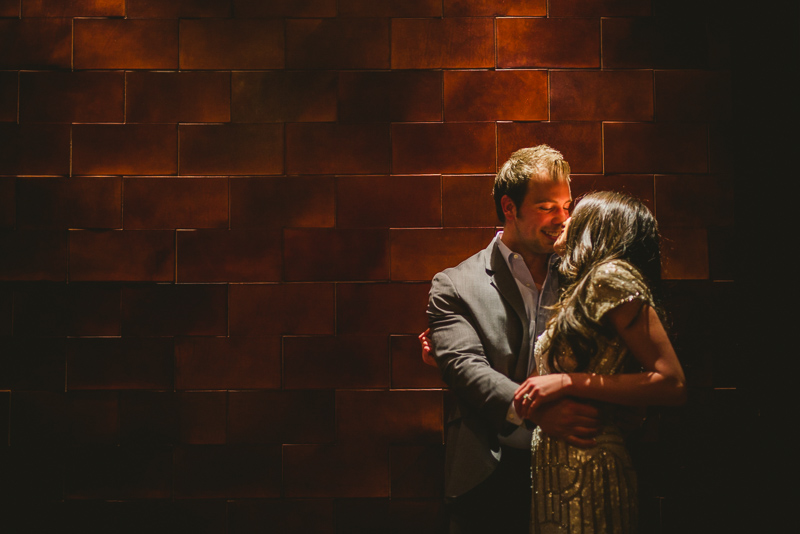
[548,190,665,372]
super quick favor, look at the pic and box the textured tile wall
[0,0,738,531]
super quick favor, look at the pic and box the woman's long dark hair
[548,191,664,372]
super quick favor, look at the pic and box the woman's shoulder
[585,259,653,322]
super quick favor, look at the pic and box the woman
[422,191,686,534]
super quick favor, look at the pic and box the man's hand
[418,328,437,367]
[528,398,601,448]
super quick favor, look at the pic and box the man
[427,146,602,533]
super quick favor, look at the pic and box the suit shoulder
[432,247,487,282]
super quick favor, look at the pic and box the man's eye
[539,206,555,212]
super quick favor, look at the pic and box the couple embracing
[422,145,686,534]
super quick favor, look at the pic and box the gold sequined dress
[531,260,653,534]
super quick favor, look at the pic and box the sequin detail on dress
[530,260,652,534]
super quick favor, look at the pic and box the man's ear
[500,195,516,221]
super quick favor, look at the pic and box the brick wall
[1,0,740,532]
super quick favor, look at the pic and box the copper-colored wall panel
[604,122,708,174]
[390,444,445,498]
[0,230,66,281]
[19,72,124,123]
[65,446,173,499]
[0,124,70,175]
[445,0,545,16]
[0,71,16,122]
[336,282,430,335]
[284,228,389,281]
[234,0,336,17]
[177,229,283,282]
[74,19,178,70]
[655,174,733,227]
[126,71,231,123]
[119,391,227,445]
[655,70,732,122]
[287,18,390,69]
[73,124,178,176]
[391,18,494,69]
[661,227,709,280]
[391,228,497,281]
[174,445,282,498]
[442,174,497,227]
[0,0,19,16]
[550,70,654,121]
[180,19,284,70]
[123,177,228,230]
[390,335,446,389]
[228,500,334,534]
[336,175,442,228]
[340,0,441,17]
[69,230,175,282]
[286,123,390,175]
[284,335,390,389]
[228,390,335,444]
[569,174,655,213]
[229,175,335,229]
[392,122,496,174]
[338,70,442,122]
[17,177,121,230]
[23,0,124,16]
[232,71,337,123]
[66,338,174,390]
[0,18,72,69]
[229,283,334,336]
[121,284,228,336]
[179,124,283,176]
[0,337,65,390]
[498,122,602,174]
[336,390,442,444]
[0,178,13,228]
[11,284,121,337]
[175,336,282,390]
[497,17,599,68]
[444,70,548,121]
[283,443,390,498]
[602,17,709,69]
[550,0,650,16]
[127,0,231,18]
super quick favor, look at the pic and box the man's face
[506,181,572,256]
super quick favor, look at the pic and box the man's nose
[554,207,569,223]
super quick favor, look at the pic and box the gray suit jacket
[427,238,534,500]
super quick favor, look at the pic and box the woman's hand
[514,374,573,419]
[419,328,437,367]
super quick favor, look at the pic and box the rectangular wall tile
[336,175,441,229]
[337,390,441,444]
[284,443,389,498]
[569,174,655,213]
[0,124,70,175]
[177,229,282,282]
[283,335,390,389]
[390,444,445,498]
[119,391,226,445]
[497,122,603,174]
[229,500,334,534]
[497,17,599,68]
[0,284,12,336]
[234,0,336,17]
[392,123,496,175]
[127,0,231,18]
[338,70,442,123]
[444,70,547,121]
[67,338,173,390]
[0,230,66,281]
[602,17,709,69]
[230,176,334,229]
[442,175,497,227]
[69,230,174,282]
[180,19,284,69]
[0,71,16,122]
[391,335,446,389]
[550,0,650,16]
[65,446,173,499]
[0,337,64,390]
[74,19,178,69]
[661,227,709,280]
[284,228,389,281]
[123,177,228,230]
[391,228,496,281]
[340,0,440,16]
[655,70,731,122]
[232,71,336,123]
[228,390,334,444]
[73,125,177,176]
[20,71,124,123]
[23,0,125,16]
[286,123,390,175]
[0,178,13,228]
[180,124,283,176]
[0,18,71,69]
[445,0,545,15]
[654,175,733,227]
[11,283,121,338]
[0,0,19,16]
[286,18,389,69]
[122,284,227,336]
[603,123,708,174]
[550,70,654,121]
[16,177,121,230]
[175,336,281,390]
[229,283,334,336]
[391,18,494,69]
[175,445,281,498]
[336,283,429,335]
[126,71,231,123]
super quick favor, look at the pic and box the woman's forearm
[566,371,687,406]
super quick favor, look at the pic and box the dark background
[1,0,788,532]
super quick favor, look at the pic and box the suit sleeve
[427,271,520,434]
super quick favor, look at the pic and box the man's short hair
[493,145,571,223]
